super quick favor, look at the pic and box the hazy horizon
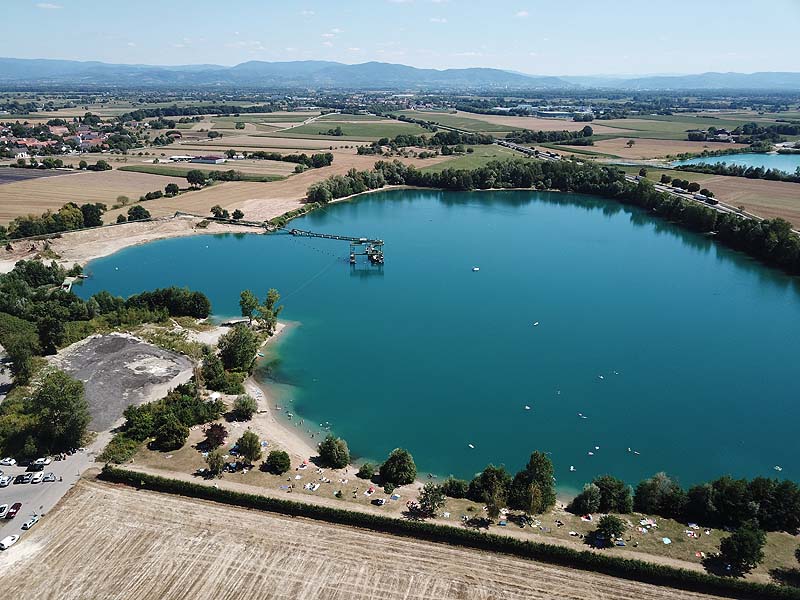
[5,0,800,76]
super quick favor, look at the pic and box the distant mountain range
[0,58,798,90]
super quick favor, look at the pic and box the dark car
[14,473,33,484]
[6,502,22,519]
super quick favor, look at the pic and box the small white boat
[774,465,783,472]
[533,321,539,326]
[598,375,604,380]
[472,267,480,272]
[594,446,600,450]
[569,466,575,472]
[468,443,475,449]
[524,405,531,410]
[588,451,594,456]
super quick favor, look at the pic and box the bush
[719,522,767,575]
[356,462,375,480]
[231,394,257,421]
[153,413,189,450]
[263,450,291,474]
[317,434,350,468]
[218,324,258,372]
[236,430,262,464]
[98,433,140,463]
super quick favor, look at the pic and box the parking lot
[0,449,95,543]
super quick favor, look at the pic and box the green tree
[688,182,701,193]
[468,465,511,505]
[263,449,291,474]
[218,324,259,371]
[626,139,636,148]
[718,522,766,575]
[123,404,155,441]
[206,448,225,477]
[570,483,601,515]
[509,451,556,513]
[417,482,446,517]
[164,183,180,197]
[700,188,714,198]
[236,430,262,464]
[25,369,89,453]
[201,353,228,392]
[80,202,105,227]
[204,422,227,448]
[239,290,258,324]
[232,209,244,220]
[638,167,648,177]
[441,477,469,498]
[116,214,127,224]
[357,462,375,479]
[37,316,66,354]
[153,412,189,451]
[634,472,687,519]
[231,394,257,421]
[210,205,230,219]
[593,474,633,513]
[127,205,151,221]
[317,434,350,468]
[256,288,283,335]
[78,159,88,170]
[596,514,626,541]
[187,169,206,188]
[380,448,416,486]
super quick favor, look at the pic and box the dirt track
[0,479,728,600]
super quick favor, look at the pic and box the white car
[21,515,39,530]
[0,535,19,550]
[0,504,7,518]
[0,475,10,487]
[33,457,52,466]
[0,458,16,466]
[31,472,44,484]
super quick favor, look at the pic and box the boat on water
[468,443,475,449]
[472,267,480,272]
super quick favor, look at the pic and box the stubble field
[0,478,731,600]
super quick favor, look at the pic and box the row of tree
[0,201,107,240]
[243,151,334,168]
[675,162,800,184]
[507,126,593,144]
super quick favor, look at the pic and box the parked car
[0,504,7,518]
[0,535,19,550]
[31,472,44,484]
[372,498,386,506]
[0,476,10,487]
[33,457,52,466]
[6,502,22,518]
[42,472,56,483]
[0,457,16,466]
[21,515,39,530]
[27,463,44,472]
[14,473,32,484]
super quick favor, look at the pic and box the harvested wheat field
[0,479,727,600]
[698,176,800,226]
[0,169,185,223]
[104,152,449,222]
[443,111,632,135]
[590,138,750,160]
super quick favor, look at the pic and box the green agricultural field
[212,113,315,125]
[118,164,285,182]
[420,144,521,173]
[265,120,429,141]
[595,114,756,141]
[394,110,518,133]
[316,113,389,121]
[615,164,715,184]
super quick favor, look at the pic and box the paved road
[0,446,98,542]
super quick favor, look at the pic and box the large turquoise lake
[76,190,800,493]
[673,151,800,173]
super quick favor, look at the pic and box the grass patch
[118,164,285,183]
[394,111,517,133]
[267,120,429,140]
[421,145,521,173]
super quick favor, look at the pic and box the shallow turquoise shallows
[672,152,800,173]
[76,190,800,494]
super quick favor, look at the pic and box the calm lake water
[76,190,800,493]
[673,151,800,173]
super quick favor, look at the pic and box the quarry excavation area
[0,479,730,600]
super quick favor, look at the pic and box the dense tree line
[306,168,387,204]
[675,162,800,184]
[366,159,800,274]
[0,260,212,384]
[390,130,494,148]
[0,201,107,240]
[244,151,334,168]
[507,126,593,144]
[632,472,800,533]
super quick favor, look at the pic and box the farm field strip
[0,479,729,600]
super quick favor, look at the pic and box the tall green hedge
[99,466,799,600]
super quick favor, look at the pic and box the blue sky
[6,0,800,74]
